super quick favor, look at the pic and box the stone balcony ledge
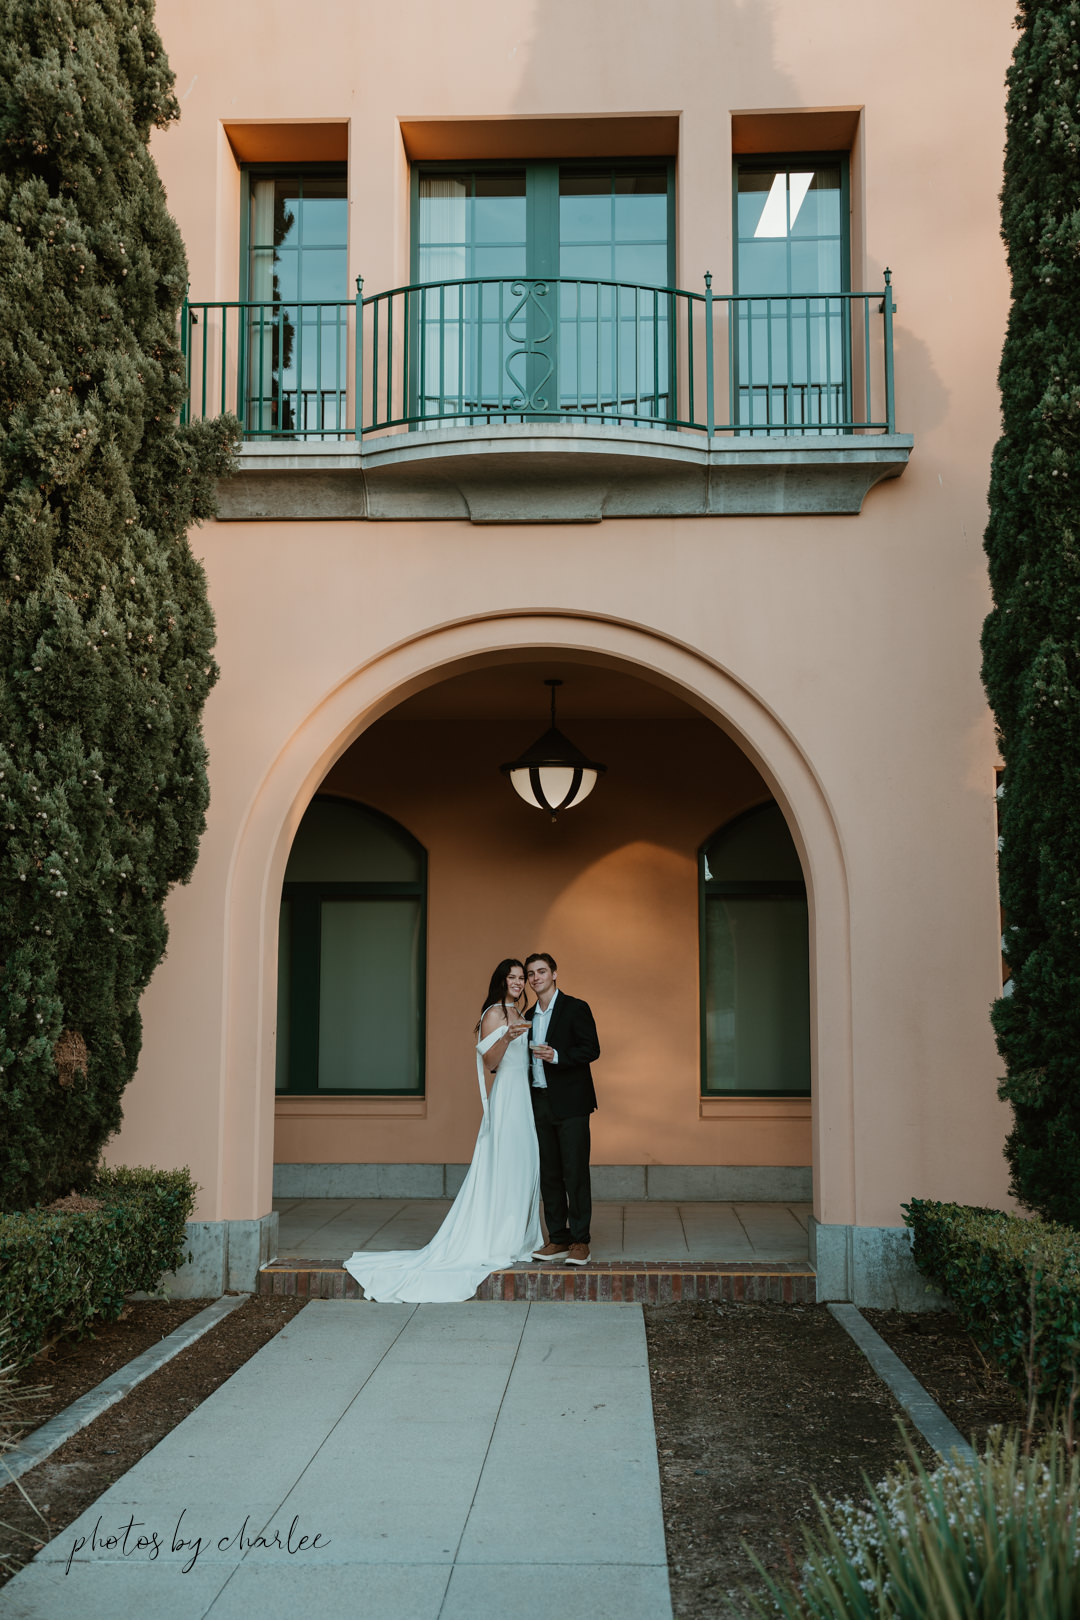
[217,422,914,524]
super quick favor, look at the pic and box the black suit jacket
[525,992,600,1120]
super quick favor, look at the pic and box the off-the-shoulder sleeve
[477,1024,506,1056]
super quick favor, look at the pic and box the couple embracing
[344,953,600,1304]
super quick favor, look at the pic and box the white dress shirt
[530,990,559,1088]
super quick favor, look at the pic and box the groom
[524,953,600,1266]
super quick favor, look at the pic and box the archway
[222,613,853,1231]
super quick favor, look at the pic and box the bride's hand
[507,1021,529,1040]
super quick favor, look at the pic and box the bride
[343,959,542,1303]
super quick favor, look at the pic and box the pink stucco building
[111,0,1017,1303]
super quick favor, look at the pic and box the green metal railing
[181,271,896,441]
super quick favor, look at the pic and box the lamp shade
[500,683,606,819]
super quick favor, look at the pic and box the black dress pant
[530,1087,591,1244]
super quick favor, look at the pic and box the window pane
[736,169,780,238]
[275,899,291,1091]
[300,196,347,248]
[560,190,613,244]
[736,239,788,296]
[471,180,526,245]
[559,243,612,280]
[318,900,421,1090]
[703,802,802,883]
[704,896,810,1093]
[613,243,669,286]
[613,190,667,242]
[298,247,347,302]
[472,245,527,279]
[285,798,422,882]
[274,182,301,250]
[790,238,841,296]
[790,168,841,238]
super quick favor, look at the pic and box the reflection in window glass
[704,896,810,1093]
[275,899,291,1092]
[701,803,811,1095]
[318,899,421,1091]
[413,163,672,425]
[734,162,847,434]
[278,798,426,1095]
[246,171,348,437]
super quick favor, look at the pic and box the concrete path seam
[2,1294,250,1485]
[203,1301,422,1615]
[437,1300,533,1616]
[827,1303,976,1465]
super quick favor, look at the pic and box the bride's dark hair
[476,959,525,1033]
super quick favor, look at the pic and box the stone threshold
[258,1258,816,1304]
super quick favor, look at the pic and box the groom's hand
[531,1044,555,1061]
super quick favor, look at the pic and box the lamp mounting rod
[544,678,563,725]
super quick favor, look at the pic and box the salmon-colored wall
[103,0,1017,1230]
[274,714,811,1168]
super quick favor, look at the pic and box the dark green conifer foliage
[982,0,1080,1223]
[0,0,238,1208]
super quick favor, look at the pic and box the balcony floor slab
[217,424,914,523]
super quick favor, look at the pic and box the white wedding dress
[342,1012,542,1303]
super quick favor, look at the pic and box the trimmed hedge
[0,1166,195,1368]
[904,1198,1080,1406]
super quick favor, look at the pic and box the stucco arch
[224,611,854,1231]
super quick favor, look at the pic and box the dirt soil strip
[4,1296,248,1484]
[643,1301,1022,1620]
[827,1303,974,1463]
[0,1295,306,1586]
[862,1307,1022,1442]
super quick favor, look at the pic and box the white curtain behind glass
[248,180,277,428]
[419,177,467,412]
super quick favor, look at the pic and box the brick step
[258,1258,815,1304]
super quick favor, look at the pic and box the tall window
[733,156,849,433]
[277,798,425,1095]
[413,162,674,423]
[244,167,348,436]
[700,802,811,1095]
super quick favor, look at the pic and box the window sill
[275,1095,427,1118]
[699,1096,811,1121]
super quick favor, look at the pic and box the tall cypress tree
[0,0,237,1208]
[982,0,1080,1223]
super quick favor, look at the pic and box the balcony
[182,275,912,522]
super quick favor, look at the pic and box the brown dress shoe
[565,1243,591,1266]
[532,1241,570,1261]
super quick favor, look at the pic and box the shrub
[0,0,239,1210]
[903,1198,1080,1408]
[0,1165,196,1368]
[981,0,1080,1224]
[750,1429,1080,1619]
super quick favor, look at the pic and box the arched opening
[206,610,852,1234]
[271,659,817,1195]
[276,797,426,1096]
[700,803,811,1097]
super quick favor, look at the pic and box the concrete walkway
[0,1302,672,1620]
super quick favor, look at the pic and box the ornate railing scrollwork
[503,279,554,412]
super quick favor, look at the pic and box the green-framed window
[409,160,676,422]
[700,802,811,1096]
[276,796,426,1096]
[240,164,349,436]
[732,153,850,433]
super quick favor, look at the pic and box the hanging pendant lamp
[501,679,606,820]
